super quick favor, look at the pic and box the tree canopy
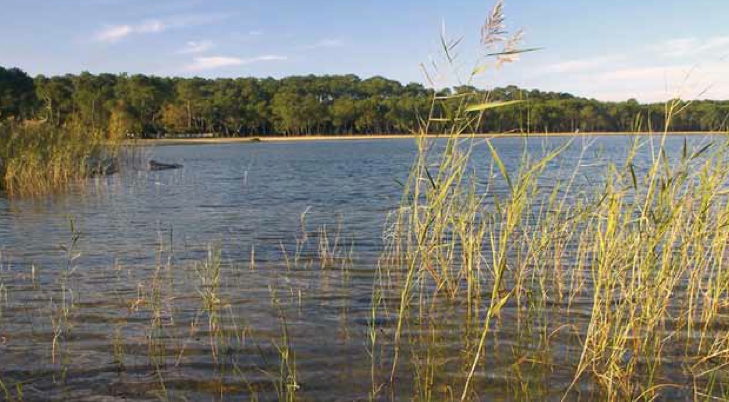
[1,66,727,137]
[0,67,36,121]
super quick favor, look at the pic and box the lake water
[0,135,682,268]
[0,135,723,401]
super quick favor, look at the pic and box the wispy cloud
[96,25,134,42]
[302,38,344,50]
[94,13,226,43]
[178,40,214,54]
[595,65,691,82]
[532,35,729,102]
[249,30,263,36]
[183,55,287,72]
[655,36,729,58]
[570,61,727,102]
[96,20,163,42]
[538,55,624,74]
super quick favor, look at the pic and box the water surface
[0,135,721,401]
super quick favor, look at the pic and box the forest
[1,65,728,137]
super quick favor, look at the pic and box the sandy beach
[132,131,728,146]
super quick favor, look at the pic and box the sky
[1,0,728,103]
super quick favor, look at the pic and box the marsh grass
[0,122,121,196]
[373,2,729,401]
[50,218,82,388]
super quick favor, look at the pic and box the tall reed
[377,2,729,401]
[0,122,119,196]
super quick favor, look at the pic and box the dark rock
[149,160,183,171]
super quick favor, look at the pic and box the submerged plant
[275,315,299,402]
[195,243,224,361]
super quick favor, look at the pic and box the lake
[0,134,726,402]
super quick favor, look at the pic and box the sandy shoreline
[130,131,727,146]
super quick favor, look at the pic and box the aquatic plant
[0,122,120,196]
[376,2,729,401]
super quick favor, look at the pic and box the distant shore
[131,131,728,146]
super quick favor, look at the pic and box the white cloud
[184,55,287,72]
[178,40,214,54]
[249,30,263,36]
[569,61,728,102]
[94,14,226,43]
[531,37,729,102]
[185,56,242,71]
[255,55,288,62]
[539,56,624,74]
[655,36,729,58]
[95,19,167,42]
[137,20,165,34]
[96,25,134,42]
[596,65,691,82]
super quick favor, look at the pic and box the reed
[376,1,729,401]
[0,122,120,196]
[195,244,223,362]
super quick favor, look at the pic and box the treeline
[1,66,728,137]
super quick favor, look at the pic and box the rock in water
[149,160,183,171]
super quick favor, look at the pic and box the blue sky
[1,0,728,102]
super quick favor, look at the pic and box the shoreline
[131,131,728,146]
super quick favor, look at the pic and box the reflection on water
[0,135,725,401]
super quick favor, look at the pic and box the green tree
[331,97,358,134]
[0,66,37,120]
[34,75,74,126]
